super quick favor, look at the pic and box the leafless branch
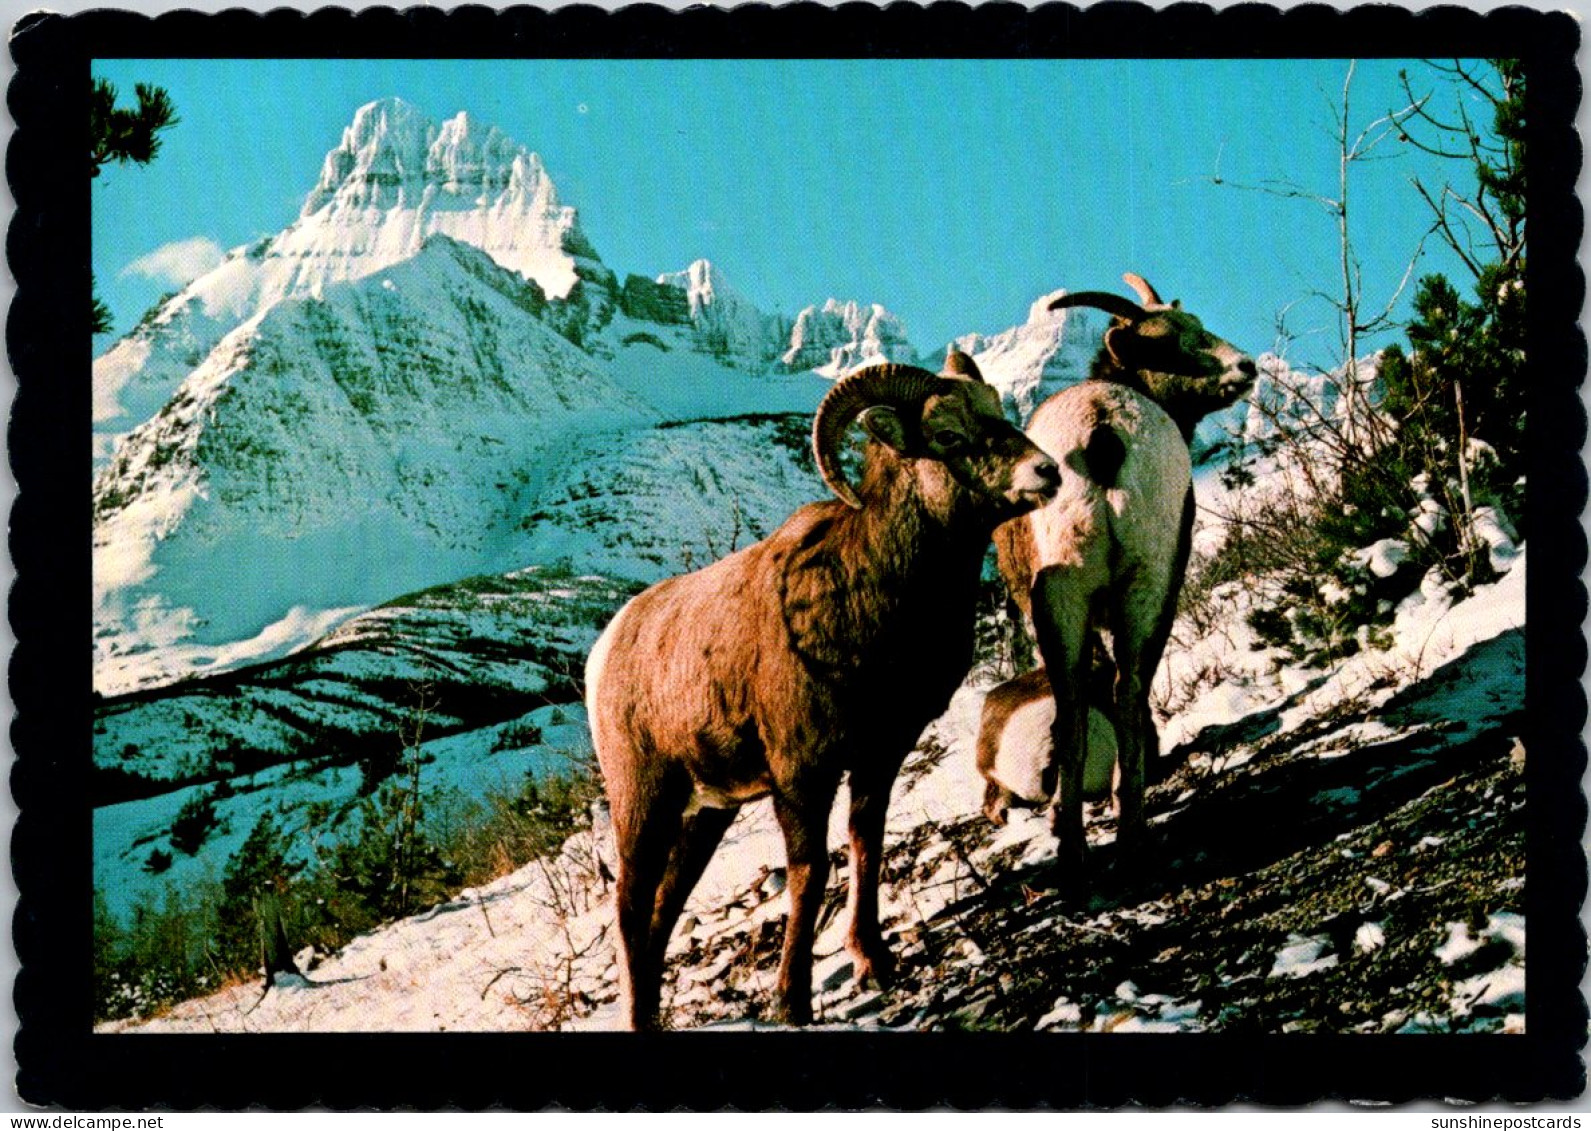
[1202,168,1338,213]
[1409,177,1485,278]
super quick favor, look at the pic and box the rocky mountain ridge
[91,100,938,694]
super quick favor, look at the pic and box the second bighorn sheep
[586,351,1059,1029]
[990,274,1255,874]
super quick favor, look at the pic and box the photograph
[10,3,1585,1109]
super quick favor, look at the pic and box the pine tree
[1384,59,1529,571]
[1224,60,1527,661]
[90,78,179,334]
[218,813,302,980]
[168,786,220,855]
[90,79,178,177]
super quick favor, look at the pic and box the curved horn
[1122,273,1167,308]
[1048,290,1148,323]
[812,364,944,509]
[942,347,985,383]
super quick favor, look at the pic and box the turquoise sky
[91,57,1495,368]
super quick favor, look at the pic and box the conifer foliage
[90,78,179,334]
[1216,60,1526,664]
[89,79,178,177]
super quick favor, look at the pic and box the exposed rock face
[656,258,792,370]
[780,298,918,378]
[618,274,692,325]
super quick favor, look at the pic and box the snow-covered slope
[92,99,927,695]
[104,539,1526,1034]
[90,262,833,695]
[92,236,660,695]
[951,290,1104,421]
[513,413,823,579]
[93,566,634,921]
[94,97,600,456]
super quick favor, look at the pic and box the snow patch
[1269,933,1338,979]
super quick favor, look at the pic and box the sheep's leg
[646,803,737,983]
[1110,661,1147,856]
[1032,573,1091,878]
[982,777,1014,826]
[611,766,691,1032]
[844,755,908,987]
[1043,653,1092,878]
[1109,581,1172,862]
[772,784,837,1025]
[1142,489,1196,784]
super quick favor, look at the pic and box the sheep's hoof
[1048,865,1089,907]
[774,997,814,1027]
[982,795,1010,827]
[847,940,897,989]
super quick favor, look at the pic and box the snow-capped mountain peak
[654,259,791,369]
[950,291,1104,421]
[94,101,598,453]
[781,297,917,378]
[1025,287,1070,326]
[656,258,738,319]
[290,98,587,296]
[650,260,921,377]
[300,98,559,217]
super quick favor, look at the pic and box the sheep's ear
[858,405,910,452]
[1171,299,1183,310]
[1103,325,1134,368]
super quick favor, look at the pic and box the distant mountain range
[93,96,1263,697]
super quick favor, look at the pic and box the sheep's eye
[933,429,965,449]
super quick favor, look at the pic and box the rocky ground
[104,551,1527,1038]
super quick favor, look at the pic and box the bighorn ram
[989,274,1255,874]
[586,351,1060,1029]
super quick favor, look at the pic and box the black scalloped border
[9,3,1584,1110]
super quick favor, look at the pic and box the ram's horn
[1122,273,1169,309]
[1048,290,1148,323]
[812,364,945,508]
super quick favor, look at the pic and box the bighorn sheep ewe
[990,274,1254,873]
[586,351,1060,1029]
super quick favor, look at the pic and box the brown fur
[1092,309,1256,443]
[976,668,1053,781]
[993,518,1038,623]
[588,380,1057,1029]
[976,667,1051,825]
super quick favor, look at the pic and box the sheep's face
[912,382,1061,515]
[1107,310,1257,430]
[823,359,1057,514]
